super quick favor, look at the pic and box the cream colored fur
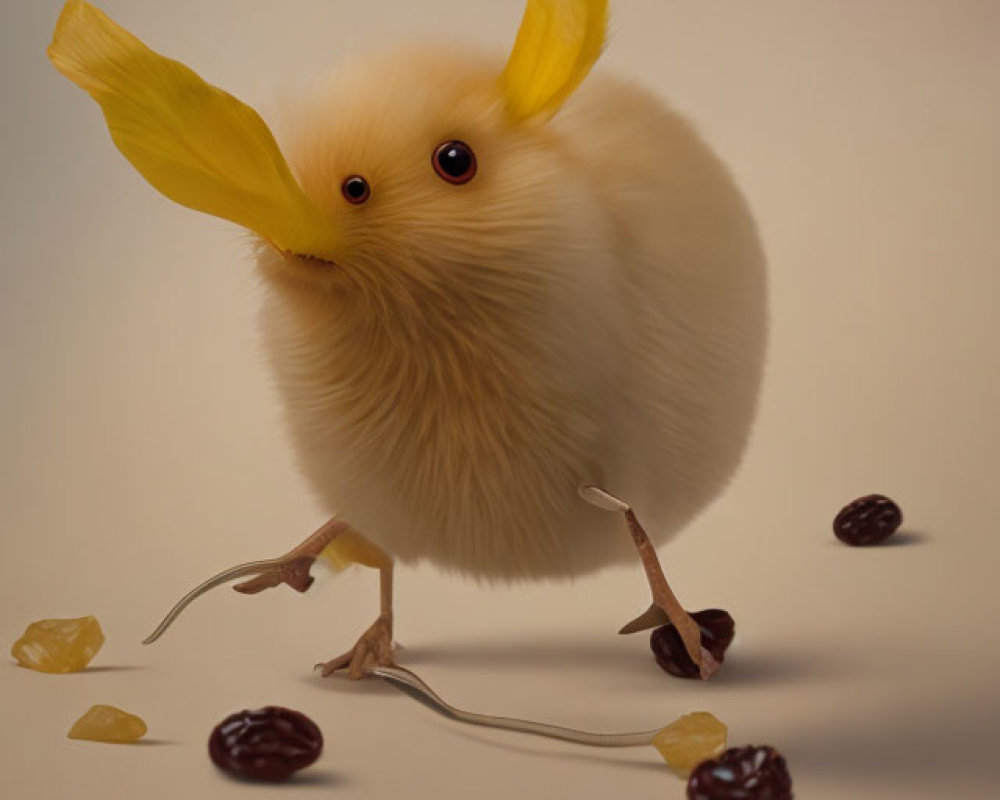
[255,48,767,581]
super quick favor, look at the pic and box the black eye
[341,175,370,205]
[433,140,477,185]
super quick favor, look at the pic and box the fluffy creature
[48,0,767,679]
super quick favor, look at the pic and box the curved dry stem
[372,665,660,747]
[142,558,282,644]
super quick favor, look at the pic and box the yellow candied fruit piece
[68,705,147,743]
[652,711,727,774]
[320,529,392,571]
[11,615,105,673]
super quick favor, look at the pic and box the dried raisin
[652,712,727,773]
[68,705,147,743]
[833,494,902,546]
[651,609,735,679]
[687,745,793,800]
[209,706,323,781]
[11,616,104,673]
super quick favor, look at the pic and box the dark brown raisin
[208,706,323,782]
[833,494,902,546]
[687,745,793,800]
[650,609,735,679]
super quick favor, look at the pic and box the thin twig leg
[316,557,396,680]
[579,485,719,680]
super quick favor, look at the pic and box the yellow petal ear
[47,0,341,262]
[501,0,608,123]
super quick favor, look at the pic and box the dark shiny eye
[433,140,477,185]
[341,175,370,205]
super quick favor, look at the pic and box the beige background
[3,1,1000,798]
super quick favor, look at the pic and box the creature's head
[49,0,610,309]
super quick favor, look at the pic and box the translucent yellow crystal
[652,711,727,774]
[11,616,105,673]
[320,529,392,571]
[68,705,147,743]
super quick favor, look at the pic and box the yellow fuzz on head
[501,0,608,122]
[47,0,341,262]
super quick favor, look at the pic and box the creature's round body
[257,50,767,581]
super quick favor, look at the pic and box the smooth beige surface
[2,1,999,798]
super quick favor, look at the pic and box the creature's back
[549,76,769,563]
